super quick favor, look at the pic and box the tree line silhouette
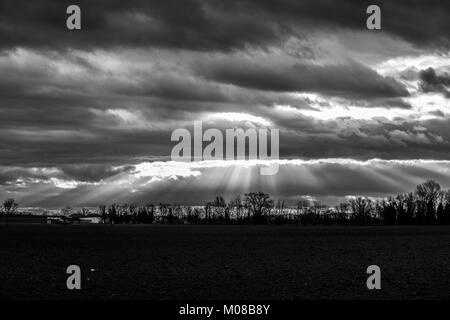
[2,180,450,226]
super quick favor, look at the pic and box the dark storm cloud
[0,163,133,187]
[379,98,412,109]
[419,67,450,97]
[429,110,445,118]
[0,167,55,185]
[0,48,319,108]
[196,59,409,98]
[59,164,134,182]
[270,114,450,160]
[0,0,282,51]
[0,0,448,51]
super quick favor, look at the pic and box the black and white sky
[0,0,449,207]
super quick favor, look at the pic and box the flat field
[0,224,449,299]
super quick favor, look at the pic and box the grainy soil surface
[0,224,449,299]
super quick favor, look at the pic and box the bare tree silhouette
[229,195,243,222]
[416,179,441,224]
[99,205,107,223]
[3,198,18,225]
[349,197,373,225]
[244,192,273,224]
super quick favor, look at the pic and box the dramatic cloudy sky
[0,0,449,208]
